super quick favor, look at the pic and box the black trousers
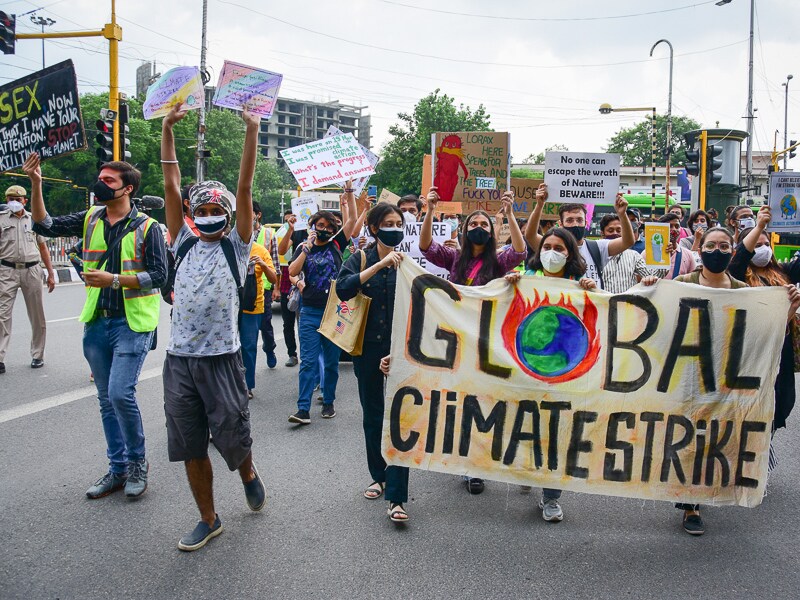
[352,341,409,504]
[279,292,298,358]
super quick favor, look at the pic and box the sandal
[388,502,409,523]
[363,481,384,500]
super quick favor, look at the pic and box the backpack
[584,239,605,289]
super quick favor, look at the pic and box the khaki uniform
[0,209,46,362]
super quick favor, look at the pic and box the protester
[252,202,280,368]
[727,205,755,242]
[595,213,648,293]
[420,186,526,494]
[668,205,690,240]
[0,181,56,374]
[706,207,720,228]
[161,105,265,552]
[336,203,411,523]
[627,208,645,252]
[29,152,167,500]
[275,210,300,366]
[680,210,709,252]
[397,194,422,221]
[648,213,695,280]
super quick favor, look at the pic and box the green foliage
[373,89,492,195]
[604,115,701,168]
[510,168,541,178]
[521,144,569,165]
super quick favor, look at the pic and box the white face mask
[7,200,24,213]
[751,244,773,267]
[540,249,568,273]
[402,211,417,225]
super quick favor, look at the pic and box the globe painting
[516,305,589,377]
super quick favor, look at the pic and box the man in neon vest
[28,153,167,500]
[253,202,279,368]
[161,104,266,552]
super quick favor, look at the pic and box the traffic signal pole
[698,130,708,211]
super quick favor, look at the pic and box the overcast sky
[3,0,799,168]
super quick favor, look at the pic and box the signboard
[290,194,319,231]
[324,125,379,197]
[281,134,377,191]
[431,131,510,202]
[395,221,452,279]
[544,151,620,203]
[768,172,800,232]
[143,66,204,120]
[378,189,401,205]
[384,261,787,507]
[462,178,548,219]
[212,60,283,119]
[644,222,671,266]
[0,60,86,172]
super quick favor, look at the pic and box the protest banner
[431,132,510,202]
[644,223,671,267]
[544,151,620,203]
[0,60,86,172]
[325,125,379,196]
[142,66,204,120]
[396,221,452,279]
[768,172,800,232]
[383,260,786,507]
[281,134,376,191]
[212,61,282,119]
[290,195,319,231]
[378,189,401,205]
[462,178,548,219]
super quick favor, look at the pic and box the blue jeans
[297,306,339,411]
[83,317,152,474]
[239,312,262,390]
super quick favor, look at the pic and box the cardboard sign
[431,131,510,202]
[142,66,204,120]
[324,125,379,196]
[212,61,282,119]
[544,151,620,203]
[437,202,463,216]
[768,172,800,232]
[462,178,546,219]
[398,221,452,279]
[384,261,787,507]
[378,189,401,205]
[422,153,433,193]
[644,222,671,266]
[290,195,319,231]
[0,60,86,172]
[281,134,377,191]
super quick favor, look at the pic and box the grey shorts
[163,352,252,470]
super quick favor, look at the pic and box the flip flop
[388,503,408,523]
[364,481,384,500]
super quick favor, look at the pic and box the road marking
[46,316,79,323]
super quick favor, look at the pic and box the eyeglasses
[702,241,732,253]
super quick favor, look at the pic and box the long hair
[528,228,587,279]
[364,203,404,249]
[737,226,789,287]
[453,210,502,285]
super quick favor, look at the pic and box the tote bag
[318,251,371,356]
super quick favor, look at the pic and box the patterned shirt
[291,242,342,308]
[422,239,526,285]
[602,249,650,293]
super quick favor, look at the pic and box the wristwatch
[111,274,121,290]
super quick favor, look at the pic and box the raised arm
[277,215,295,255]
[524,183,548,252]
[419,186,439,251]
[340,181,358,240]
[743,205,770,252]
[162,105,188,242]
[235,108,259,242]
[606,193,634,257]
[500,191,525,253]
[22,153,46,223]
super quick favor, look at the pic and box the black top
[291,228,348,253]
[336,246,395,346]
[33,206,168,311]
[728,242,800,284]
[291,242,343,308]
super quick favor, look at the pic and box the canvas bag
[318,250,371,356]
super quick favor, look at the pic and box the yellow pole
[698,130,708,211]
[103,0,122,161]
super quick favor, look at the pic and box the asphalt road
[2,283,800,599]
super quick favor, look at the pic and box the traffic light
[684,145,701,176]
[790,140,797,160]
[707,143,723,185]
[118,102,131,161]
[95,116,115,169]
[0,11,15,55]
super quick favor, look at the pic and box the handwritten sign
[212,61,282,119]
[142,66,204,120]
[462,178,546,219]
[437,202,463,216]
[644,222,670,266]
[290,195,319,231]
[399,221,451,279]
[768,172,800,232]
[544,151,620,203]
[0,60,86,172]
[324,125,379,196]
[378,189,401,205]
[281,134,377,191]
[431,132,510,202]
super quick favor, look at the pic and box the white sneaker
[538,497,563,522]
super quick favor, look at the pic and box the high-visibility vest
[256,226,275,290]
[78,206,161,333]
[274,223,293,267]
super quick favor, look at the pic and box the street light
[650,39,674,210]
[784,74,793,170]
[29,15,55,69]
[599,103,659,217]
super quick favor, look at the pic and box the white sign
[324,125,380,196]
[290,195,319,231]
[544,151,621,203]
[399,221,452,279]
[281,134,377,191]
[768,172,800,232]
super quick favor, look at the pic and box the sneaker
[0,362,5,374]
[124,459,149,498]
[288,410,311,425]
[321,404,336,419]
[683,512,705,536]
[539,497,564,522]
[519,485,533,493]
[466,477,485,494]
[266,352,277,369]
[30,358,44,368]
[86,471,127,499]
[285,356,298,367]
[243,462,266,511]
[248,389,254,399]
[178,515,223,552]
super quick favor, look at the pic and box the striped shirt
[602,249,650,293]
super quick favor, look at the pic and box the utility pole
[196,0,209,183]
[650,39,673,212]
[745,0,755,200]
[784,74,793,171]
[29,15,55,69]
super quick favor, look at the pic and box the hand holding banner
[143,66,204,120]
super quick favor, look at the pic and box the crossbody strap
[94,214,148,271]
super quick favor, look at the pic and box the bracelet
[345,188,354,193]
[160,159,179,164]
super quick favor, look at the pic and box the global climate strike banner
[0,60,86,172]
[383,260,787,507]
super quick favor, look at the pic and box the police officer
[0,183,56,374]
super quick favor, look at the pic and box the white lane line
[46,316,79,323]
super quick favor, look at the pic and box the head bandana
[189,181,234,221]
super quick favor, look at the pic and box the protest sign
[325,125,379,196]
[462,178,546,219]
[397,221,451,279]
[431,132,510,202]
[281,134,376,191]
[384,260,786,507]
[0,60,86,172]
[142,66,204,120]
[290,195,319,231]
[768,172,800,232]
[544,151,620,203]
[212,61,282,119]
[422,154,433,193]
[437,202,462,216]
[378,189,401,205]
[644,223,671,266]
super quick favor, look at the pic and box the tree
[522,144,569,165]
[373,89,491,195]
[604,115,701,168]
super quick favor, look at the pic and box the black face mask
[564,225,586,241]
[466,227,491,246]
[93,179,125,203]
[315,229,333,242]
[701,250,732,274]
[376,228,404,247]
